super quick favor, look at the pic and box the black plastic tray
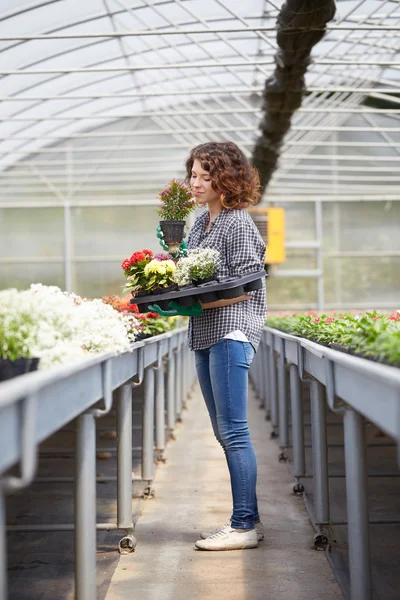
[131,269,267,312]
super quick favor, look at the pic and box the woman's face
[190,159,222,207]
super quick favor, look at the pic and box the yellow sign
[248,207,286,265]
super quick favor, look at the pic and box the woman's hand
[201,294,252,310]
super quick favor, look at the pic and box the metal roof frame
[0,1,398,203]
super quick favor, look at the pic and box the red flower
[135,313,148,321]
[121,258,131,271]
[313,317,321,323]
[142,249,153,257]
[389,314,400,321]
[121,303,137,313]
[130,251,146,263]
[325,317,335,323]
[147,312,159,318]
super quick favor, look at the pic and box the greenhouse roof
[0,0,399,205]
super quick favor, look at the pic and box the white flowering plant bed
[0,284,142,372]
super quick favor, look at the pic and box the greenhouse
[0,1,399,600]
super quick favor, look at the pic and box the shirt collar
[199,207,229,230]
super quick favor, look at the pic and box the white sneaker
[195,526,258,551]
[201,521,265,541]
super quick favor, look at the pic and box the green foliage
[156,179,196,221]
[0,311,38,361]
[136,313,175,336]
[266,311,400,367]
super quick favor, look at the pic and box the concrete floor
[105,383,342,600]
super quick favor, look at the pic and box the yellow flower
[144,260,160,276]
[164,260,176,273]
[157,263,167,274]
[144,259,176,277]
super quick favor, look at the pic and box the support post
[315,200,324,311]
[0,487,6,600]
[155,362,166,451]
[259,341,265,408]
[343,409,372,600]
[75,413,97,600]
[277,339,289,448]
[64,145,73,293]
[181,345,186,409]
[255,349,261,398]
[310,379,329,524]
[117,384,133,528]
[261,335,270,416]
[167,351,176,431]
[142,368,155,481]
[289,364,306,478]
[182,347,187,408]
[269,341,278,430]
[175,347,182,420]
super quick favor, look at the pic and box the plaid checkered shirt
[187,208,267,351]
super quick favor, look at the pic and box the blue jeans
[195,339,259,529]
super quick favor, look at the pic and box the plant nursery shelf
[130,269,267,312]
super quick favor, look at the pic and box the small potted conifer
[156,179,196,255]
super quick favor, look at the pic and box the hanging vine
[252,0,337,193]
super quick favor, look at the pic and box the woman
[151,141,267,550]
[185,141,267,551]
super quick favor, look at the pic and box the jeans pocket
[243,342,255,366]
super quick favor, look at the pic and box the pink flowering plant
[156,179,196,221]
[266,310,400,367]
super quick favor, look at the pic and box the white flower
[173,248,220,285]
[173,260,192,286]
[0,284,142,370]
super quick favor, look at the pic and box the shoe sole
[195,541,258,551]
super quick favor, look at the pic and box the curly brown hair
[185,141,261,209]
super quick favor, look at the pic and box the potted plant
[143,257,177,294]
[0,290,41,381]
[121,249,154,296]
[169,248,220,304]
[156,179,196,255]
[135,311,173,340]
[173,248,221,286]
